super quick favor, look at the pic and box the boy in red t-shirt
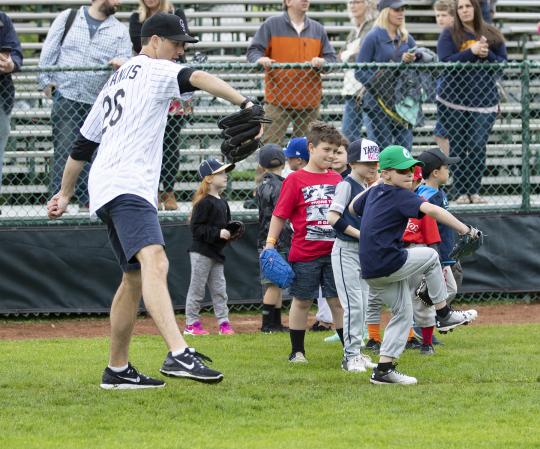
[265,121,344,363]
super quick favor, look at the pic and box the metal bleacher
[1,0,540,217]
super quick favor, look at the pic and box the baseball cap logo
[402,148,412,159]
[362,144,380,161]
[178,18,186,32]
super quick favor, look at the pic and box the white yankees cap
[347,138,380,164]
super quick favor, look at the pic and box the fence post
[520,61,531,212]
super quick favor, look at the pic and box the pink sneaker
[219,321,235,335]
[183,321,209,336]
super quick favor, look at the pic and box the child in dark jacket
[256,144,293,333]
[185,158,235,336]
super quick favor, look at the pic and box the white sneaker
[463,309,478,322]
[288,352,308,364]
[360,353,377,369]
[341,355,367,373]
[370,366,417,385]
[436,309,469,333]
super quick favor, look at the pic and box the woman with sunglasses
[355,0,417,151]
[340,0,378,142]
[436,0,506,204]
[129,0,193,211]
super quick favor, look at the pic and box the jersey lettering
[102,88,125,134]
[108,64,141,87]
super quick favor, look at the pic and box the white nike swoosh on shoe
[117,375,140,382]
[173,358,195,370]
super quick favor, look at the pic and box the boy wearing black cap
[416,148,463,305]
[47,12,257,388]
[349,145,479,384]
[327,138,380,372]
[256,144,292,332]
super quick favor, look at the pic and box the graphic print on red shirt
[273,169,342,262]
[402,214,441,245]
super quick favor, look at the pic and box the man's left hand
[310,57,325,68]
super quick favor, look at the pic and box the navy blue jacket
[436,28,506,108]
[0,12,23,114]
[416,185,455,266]
[355,26,416,110]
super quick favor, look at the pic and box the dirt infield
[0,303,539,340]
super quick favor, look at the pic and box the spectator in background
[480,0,496,24]
[339,0,377,142]
[129,0,192,210]
[0,12,23,200]
[355,0,419,151]
[246,0,336,146]
[39,0,132,210]
[437,0,506,204]
[432,0,454,155]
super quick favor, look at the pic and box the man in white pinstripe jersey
[47,13,256,389]
[39,0,132,210]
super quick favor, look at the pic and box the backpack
[60,8,77,46]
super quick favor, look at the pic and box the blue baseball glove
[259,248,295,288]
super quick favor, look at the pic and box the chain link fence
[1,61,539,225]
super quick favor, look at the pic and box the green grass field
[1,324,539,449]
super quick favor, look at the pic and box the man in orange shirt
[247,0,336,146]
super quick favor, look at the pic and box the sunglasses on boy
[393,167,414,175]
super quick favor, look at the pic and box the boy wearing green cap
[349,145,480,385]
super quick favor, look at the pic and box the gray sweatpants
[443,266,458,304]
[366,247,447,359]
[407,244,436,328]
[331,239,368,358]
[185,252,229,325]
[366,288,382,325]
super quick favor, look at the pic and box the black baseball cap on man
[377,0,406,11]
[141,12,199,43]
[416,148,460,177]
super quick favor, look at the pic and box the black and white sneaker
[160,348,224,383]
[370,365,417,385]
[100,363,165,390]
[436,309,472,333]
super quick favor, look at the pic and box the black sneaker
[365,339,381,354]
[261,324,289,334]
[370,365,417,385]
[420,344,435,355]
[405,337,422,350]
[100,363,165,390]
[160,348,224,384]
[261,324,275,334]
[311,321,332,332]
